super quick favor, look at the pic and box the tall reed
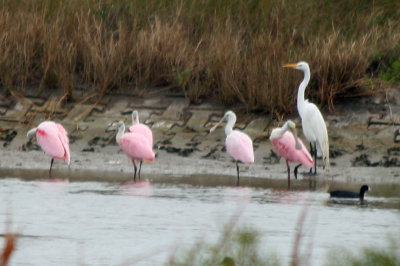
[0,0,399,114]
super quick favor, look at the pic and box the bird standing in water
[329,185,370,201]
[128,110,154,179]
[115,121,155,181]
[209,111,254,186]
[270,120,314,189]
[284,61,329,174]
[27,121,70,177]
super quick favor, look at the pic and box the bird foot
[302,171,317,176]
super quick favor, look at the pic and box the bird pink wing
[226,131,254,165]
[272,132,313,167]
[128,124,153,147]
[120,133,155,162]
[56,123,70,164]
[36,122,66,161]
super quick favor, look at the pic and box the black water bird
[329,185,370,201]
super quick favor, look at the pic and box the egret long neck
[116,123,125,144]
[224,115,236,136]
[297,66,310,118]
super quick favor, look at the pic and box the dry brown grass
[0,0,399,115]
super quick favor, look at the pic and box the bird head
[209,110,236,133]
[111,120,125,130]
[117,121,125,129]
[26,127,37,139]
[285,120,302,150]
[361,185,370,193]
[286,120,296,129]
[112,121,126,144]
[283,61,309,72]
[223,110,236,122]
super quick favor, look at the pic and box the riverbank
[1,87,400,196]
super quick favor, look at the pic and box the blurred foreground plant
[0,216,18,266]
[325,237,400,266]
[167,226,280,266]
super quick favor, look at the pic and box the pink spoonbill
[128,110,154,177]
[27,121,70,177]
[270,120,314,189]
[129,110,153,145]
[115,121,155,181]
[209,111,254,186]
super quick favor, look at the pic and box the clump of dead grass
[0,0,399,115]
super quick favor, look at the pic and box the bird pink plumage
[226,131,254,166]
[116,121,155,181]
[270,120,313,188]
[27,121,70,176]
[119,133,155,163]
[271,131,313,168]
[209,111,254,186]
[129,124,153,148]
[127,111,154,180]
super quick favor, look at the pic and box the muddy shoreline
[0,88,400,195]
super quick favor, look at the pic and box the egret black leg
[294,164,302,180]
[308,143,314,174]
[138,161,143,181]
[49,158,54,177]
[308,143,317,175]
[313,143,317,175]
[236,161,240,186]
[286,160,291,189]
[132,160,137,182]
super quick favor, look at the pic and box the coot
[329,185,370,201]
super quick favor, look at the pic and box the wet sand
[0,88,400,196]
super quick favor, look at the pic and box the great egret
[209,111,254,186]
[284,61,330,174]
[270,120,314,189]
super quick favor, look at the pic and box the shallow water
[1,174,399,266]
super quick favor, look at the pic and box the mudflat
[0,88,399,195]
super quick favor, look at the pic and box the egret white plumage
[284,61,329,174]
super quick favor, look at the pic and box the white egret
[284,61,330,174]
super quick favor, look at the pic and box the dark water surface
[0,172,399,265]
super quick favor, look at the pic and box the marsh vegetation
[0,0,400,114]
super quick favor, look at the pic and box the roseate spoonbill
[270,120,314,189]
[27,121,70,177]
[115,121,155,181]
[209,111,254,186]
[128,110,154,178]
[329,185,370,201]
[284,61,330,174]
